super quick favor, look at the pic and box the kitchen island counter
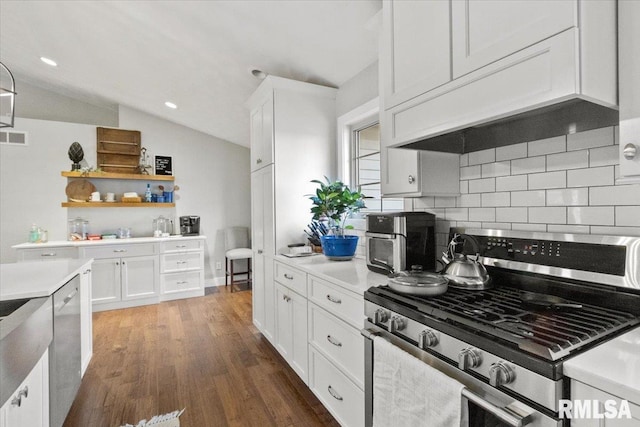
[274,254,387,295]
[0,258,93,300]
[565,326,640,405]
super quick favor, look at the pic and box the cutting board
[65,179,96,202]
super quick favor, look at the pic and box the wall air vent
[0,130,27,146]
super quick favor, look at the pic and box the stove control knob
[418,329,439,349]
[489,362,515,387]
[458,348,482,370]
[373,309,389,324]
[388,315,406,333]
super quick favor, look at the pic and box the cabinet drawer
[161,270,203,294]
[161,252,203,273]
[274,261,307,296]
[19,247,77,261]
[160,239,202,253]
[81,243,156,259]
[308,276,364,328]
[309,347,364,427]
[309,303,364,389]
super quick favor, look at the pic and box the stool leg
[248,258,252,287]
[225,257,228,286]
[230,259,234,292]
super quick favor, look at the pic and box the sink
[0,296,53,407]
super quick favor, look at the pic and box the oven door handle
[462,388,532,427]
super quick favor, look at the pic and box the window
[351,121,403,214]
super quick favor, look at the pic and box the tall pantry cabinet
[247,76,336,342]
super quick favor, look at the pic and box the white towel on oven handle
[373,336,465,427]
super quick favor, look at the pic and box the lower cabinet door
[122,255,158,300]
[80,266,93,376]
[91,258,121,304]
[1,350,48,427]
[309,347,364,427]
[275,282,308,384]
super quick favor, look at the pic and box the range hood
[400,99,619,155]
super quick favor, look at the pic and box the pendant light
[0,62,17,128]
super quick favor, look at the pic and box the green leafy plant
[308,177,366,236]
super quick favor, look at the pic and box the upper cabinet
[381,0,451,109]
[249,94,274,172]
[380,0,617,149]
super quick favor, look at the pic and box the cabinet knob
[408,175,415,184]
[257,158,263,164]
[257,249,263,254]
[623,143,638,160]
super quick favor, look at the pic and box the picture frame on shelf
[155,155,173,176]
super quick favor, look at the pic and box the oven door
[362,322,563,427]
[366,232,405,273]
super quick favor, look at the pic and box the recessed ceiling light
[165,101,177,109]
[40,57,57,67]
[250,69,267,80]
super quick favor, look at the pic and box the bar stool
[225,227,252,292]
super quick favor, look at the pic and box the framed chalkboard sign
[154,155,173,176]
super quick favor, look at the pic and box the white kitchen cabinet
[90,258,121,304]
[380,0,451,110]
[250,94,274,172]
[570,380,640,426]
[275,280,308,384]
[251,165,275,342]
[15,246,77,262]
[451,0,574,78]
[159,239,204,300]
[80,265,93,376]
[0,349,49,427]
[381,147,460,197]
[380,0,617,149]
[121,255,157,300]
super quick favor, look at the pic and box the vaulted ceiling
[0,1,381,147]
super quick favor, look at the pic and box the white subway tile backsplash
[615,206,640,227]
[511,156,546,175]
[567,127,614,151]
[469,178,496,194]
[589,145,619,167]
[496,142,527,161]
[511,190,546,206]
[436,219,454,233]
[614,126,619,145]
[529,171,566,190]
[460,180,469,194]
[547,150,588,171]
[435,197,457,208]
[469,148,496,165]
[415,197,435,209]
[460,153,469,167]
[469,208,496,222]
[496,175,527,192]
[456,221,482,229]
[568,206,614,226]
[547,224,590,234]
[444,208,469,221]
[590,185,640,206]
[461,165,482,180]
[481,192,510,207]
[567,166,614,188]
[496,207,527,223]
[528,135,566,156]
[481,161,511,178]
[546,188,588,206]
[512,223,547,232]
[481,222,511,230]
[529,207,566,224]
[458,193,481,208]
[591,226,640,237]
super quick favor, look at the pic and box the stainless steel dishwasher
[50,274,81,427]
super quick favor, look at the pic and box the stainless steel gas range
[362,229,640,427]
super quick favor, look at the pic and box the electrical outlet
[215,261,222,270]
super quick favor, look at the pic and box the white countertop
[12,235,206,249]
[0,258,93,300]
[564,326,640,405]
[274,254,388,295]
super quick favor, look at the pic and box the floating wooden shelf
[61,171,175,181]
[61,202,175,208]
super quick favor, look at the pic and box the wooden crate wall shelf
[61,171,175,181]
[97,127,141,173]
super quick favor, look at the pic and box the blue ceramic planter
[320,235,359,260]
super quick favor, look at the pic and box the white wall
[335,61,379,118]
[0,110,251,284]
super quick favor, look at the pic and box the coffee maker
[180,216,200,236]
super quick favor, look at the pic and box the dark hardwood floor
[64,286,339,427]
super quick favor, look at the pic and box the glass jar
[68,217,89,240]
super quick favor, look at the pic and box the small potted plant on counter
[308,177,365,260]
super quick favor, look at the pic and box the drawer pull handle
[176,245,187,248]
[282,295,291,302]
[11,386,29,407]
[283,273,294,280]
[257,158,263,164]
[113,249,127,253]
[327,335,342,347]
[177,281,188,285]
[83,269,91,274]
[177,261,187,264]
[40,252,57,257]
[327,385,343,401]
[326,294,342,304]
